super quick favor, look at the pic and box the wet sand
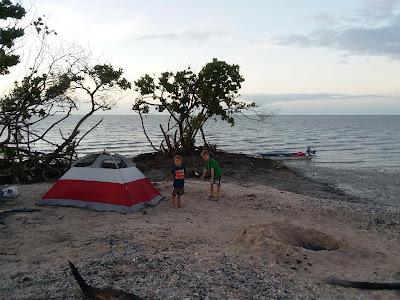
[288,163,400,208]
[0,153,400,299]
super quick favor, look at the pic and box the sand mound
[233,222,343,255]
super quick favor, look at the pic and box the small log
[0,208,41,214]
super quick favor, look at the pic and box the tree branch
[138,111,158,152]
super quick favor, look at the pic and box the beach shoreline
[287,163,400,208]
[0,152,399,299]
[132,151,362,203]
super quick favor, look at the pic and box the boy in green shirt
[200,150,222,200]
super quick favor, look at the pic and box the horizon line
[62,114,400,116]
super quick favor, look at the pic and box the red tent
[37,153,162,213]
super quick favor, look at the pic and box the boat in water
[257,147,316,160]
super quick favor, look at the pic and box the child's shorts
[172,187,184,196]
[211,177,221,186]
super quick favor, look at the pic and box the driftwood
[326,278,400,290]
[0,208,41,222]
[0,208,41,214]
[69,261,143,300]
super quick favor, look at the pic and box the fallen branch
[0,208,41,214]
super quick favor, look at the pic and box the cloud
[278,34,313,47]
[278,19,400,59]
[302,13,338,27]
[277,0,400,59]
[135,30,225,42]
[277,18,400,59]
[243,93,395,105]
[360,0,400,22]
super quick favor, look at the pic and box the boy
[171,155,185,208]
[200,150,222,200]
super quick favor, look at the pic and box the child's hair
[174,154,183,161]
[200,150,209,157]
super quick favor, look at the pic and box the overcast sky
[4,0,400,114]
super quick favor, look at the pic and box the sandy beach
[1,154,400,299]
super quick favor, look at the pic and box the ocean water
[31,115,400,169]
[29,115,400,205]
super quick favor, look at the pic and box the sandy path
[0,180,399,299]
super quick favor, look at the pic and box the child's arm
[210,168,215,180]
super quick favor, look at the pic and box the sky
[3,0,400,114]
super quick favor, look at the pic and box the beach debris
[246,193,257,198]
[0,251,16,256]
[0,208,41,223]
[0,208,41,215]
[326,278,400,290]
[0,186,19,199]
[68,261,143,300]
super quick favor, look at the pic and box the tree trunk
[200,127,209,148]
[139,111,158,151]
[160,124,175,155]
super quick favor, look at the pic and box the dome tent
[37,152,162,213]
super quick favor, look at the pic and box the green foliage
[32,16,56,35]
[89,64,131,91]
[45,74,76,100]
[133,58,255,153]
[198,58,255,125]
[1,72,74,119]
[0,0,26,74]
[0,26,24,48]
[0,0,25,19]
[0,50,19,74]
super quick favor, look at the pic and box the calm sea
[32,115,400,169]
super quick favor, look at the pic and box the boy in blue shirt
[171,155,185,208]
